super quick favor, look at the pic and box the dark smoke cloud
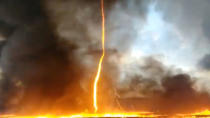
[202,14,210,42]
[0,0,86,114]
[199,54,210,70]
[0,18,15,55]
[0,20,14,38]
[117,58,210,114]
[0,0,44,25]
[158,74,210,114]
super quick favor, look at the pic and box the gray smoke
[115,57,210,114]
[0,0,83,114]
[199,54,210,70]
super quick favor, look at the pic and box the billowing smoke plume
[115,57,210,114]
[0,0,209,115]
[0,0,87,114]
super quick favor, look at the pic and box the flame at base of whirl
[1,112,157,118]
[2,110,210,118]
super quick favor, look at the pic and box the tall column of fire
[93,0,105,113]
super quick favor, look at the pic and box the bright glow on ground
[0,112,157,118]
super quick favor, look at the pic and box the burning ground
[0,0,210,116]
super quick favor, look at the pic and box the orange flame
[93,0,105,112]
[0,112,157,118]
[175,109,210,118]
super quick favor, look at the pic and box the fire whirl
[93,0,106,113]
